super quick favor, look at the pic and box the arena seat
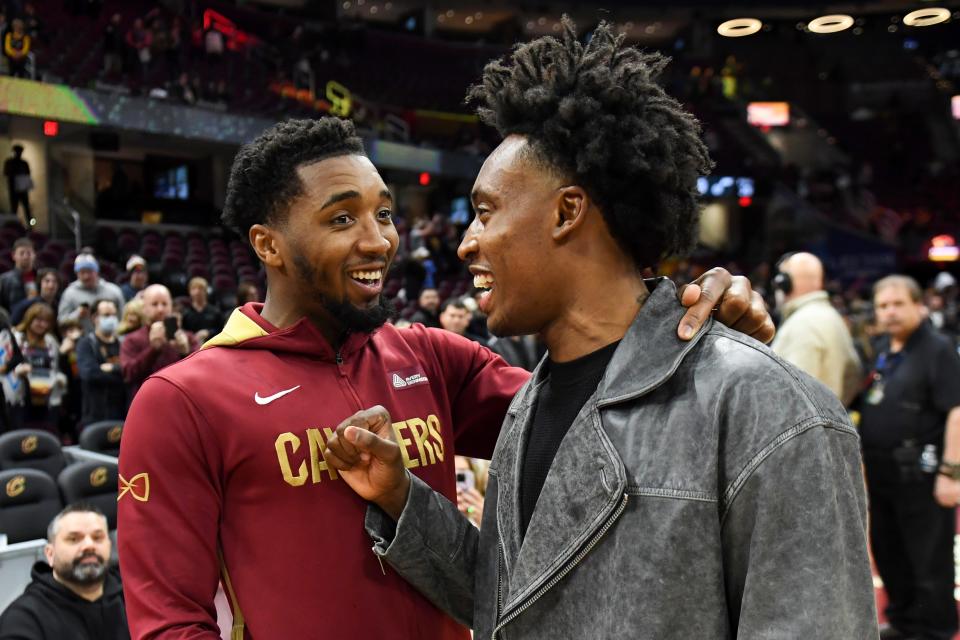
[57,461,119,529]
[79,421,124,458]
[0,430,66,479]
[0,468,62,543]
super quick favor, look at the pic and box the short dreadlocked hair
[222,118,365,235]
[467,17,713,270]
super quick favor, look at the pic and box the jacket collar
[497,279,711,614]
[781,290,829,321]
[596,278,711,407]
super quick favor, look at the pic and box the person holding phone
[120,284,197,398]
[455,456,486,527]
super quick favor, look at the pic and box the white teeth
[473,274,495,289]
[349,269,382,281]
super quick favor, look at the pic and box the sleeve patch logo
[118,473,150,502]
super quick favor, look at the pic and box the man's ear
[43,543,54,566]
[250,224,284,269]
[551,186,588,242]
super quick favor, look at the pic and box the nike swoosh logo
[254,385,301,405]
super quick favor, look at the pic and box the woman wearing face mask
[2,302,68,435]
[75,298,127,428]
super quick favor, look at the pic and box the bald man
[771,252,862,405]
[120,284,198,397]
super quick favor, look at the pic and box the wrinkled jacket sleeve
[366,473,479,627]
[720,422,878,638]
[118,376,223,639]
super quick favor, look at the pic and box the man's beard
[55,553,107,586]
[292,251,396,334]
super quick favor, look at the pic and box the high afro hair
[221,118,365,235]
[467,17,713,270]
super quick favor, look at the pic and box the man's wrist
[376,473,411,522]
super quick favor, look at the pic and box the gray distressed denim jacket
[367,280,878,639]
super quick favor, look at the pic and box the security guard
[861,275,960,640]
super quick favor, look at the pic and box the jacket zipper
[491,493,629,639]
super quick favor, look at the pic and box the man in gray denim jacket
[323,18,877,639]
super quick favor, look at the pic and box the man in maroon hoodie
[118,118,772,639]
[120,284,198,396]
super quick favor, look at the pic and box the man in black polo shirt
[861,274,960,640]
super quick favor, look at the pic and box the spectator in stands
[409,287,440,327]
[118,297,144,336]
[125,18,152,77]
[454,455,487,528]
[101,13,123,77]
[57,317,83,439]
[487,334,543,372]
[57,254,125,335]
[4,19,30,79]
[439,297,486,344]
[5,302,67,433]
[181,277,221,343]
[76,299,125,426]
[173,71,195,105]
[0,504,130,640]
[237,280,261,305]
[4,144,32,228]
[11,267,60,325]
[0,237,36,313]
[770,252,862,406]
[120,284,197,397]
[120,255,148,301]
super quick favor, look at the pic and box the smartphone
[456,469,475,492]
[163,316,179,340]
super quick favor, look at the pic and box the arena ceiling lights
[717,18,762,37]
[807,14,854,34]
[902,8,951,27]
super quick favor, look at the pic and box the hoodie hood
[29,560,124,603]
[202,303,372,362]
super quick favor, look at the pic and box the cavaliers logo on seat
[117,473,149,502]
[20,435,37,455]
[107,426,123,444]
[90,466,108,488]
[5,475,25,498]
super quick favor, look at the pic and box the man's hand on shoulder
[677,267,775,344]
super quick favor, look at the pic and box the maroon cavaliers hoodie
[118,303,528,639]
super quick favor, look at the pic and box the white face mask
[98,315,119,335]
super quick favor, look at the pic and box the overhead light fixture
[808,14,854,33]
[717,18,762,37]
[903,8,950,26]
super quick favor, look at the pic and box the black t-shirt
[519,340,620,537]
[860,322,960,450]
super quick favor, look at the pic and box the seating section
[0,429,120,543]
[78,421,124,458]
[57,460,119,530]
[0,429,67,479]
[0,468,62,543]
